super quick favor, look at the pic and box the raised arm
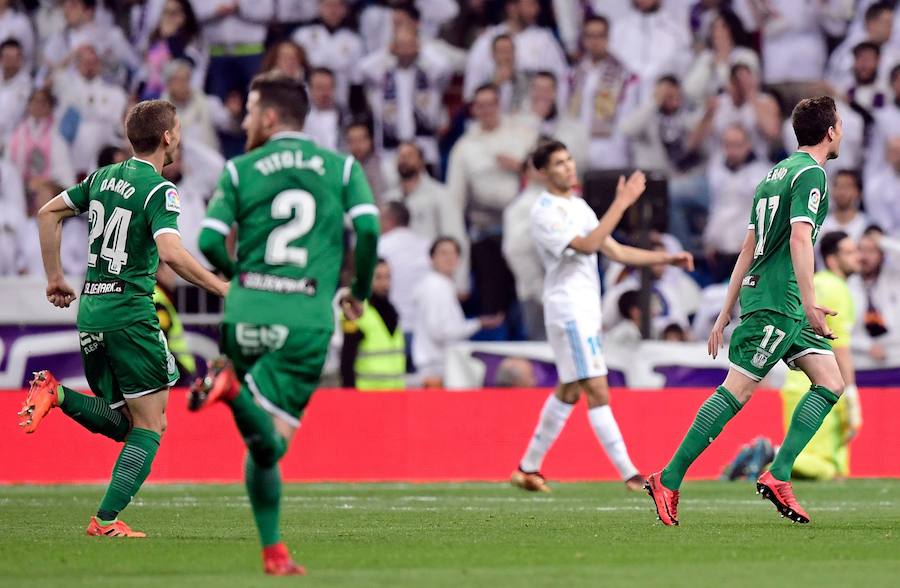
[37,194,79,308]
[568,171,647,254]
[708,229,756,358]
[599,237,694,270]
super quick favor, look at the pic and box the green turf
[0,480,897,587]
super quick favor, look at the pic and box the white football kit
[530,191,607,383]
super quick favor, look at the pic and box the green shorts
[220,323,331,427]
[80,319,179,409]
[729,310,833,382]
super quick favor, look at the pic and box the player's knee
[820,375,844,396]
[247,434,287,469]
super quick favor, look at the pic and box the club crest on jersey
[165,188,181,212]
[751,348,770,369]
[808,188,821,214]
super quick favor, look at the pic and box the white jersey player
[511,140,694,492]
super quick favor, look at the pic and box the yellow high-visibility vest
[354,302,405,391]
[153,286,196,375]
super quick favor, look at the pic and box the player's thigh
[230,323,331,429]
[791,352,844,394]
[728,310,802,384]
[104,320,179,402]
[80,331,124,409]
[546,320,607,386]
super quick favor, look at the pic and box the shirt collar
[270,131,312,142]
[130,157,156,170]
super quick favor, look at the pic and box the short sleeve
[342,157,377,220]
[789,165,827,226]
[62,171,98,213]
[145,180,180,239]
[531,200,578,257]
[203,163,239,235]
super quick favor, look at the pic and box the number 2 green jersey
[64,158,181,332]
[739,151,829,320]
[203,131,377,331]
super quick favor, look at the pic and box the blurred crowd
[2,0,900,369]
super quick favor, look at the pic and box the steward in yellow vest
[154,285,196,378]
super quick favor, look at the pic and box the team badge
[808,188,820,214]
[751,348,770,369]
[165,188,181,213]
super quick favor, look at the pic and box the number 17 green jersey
[203,131,377,332]
[64,157,181,332]
[739,151,829,321]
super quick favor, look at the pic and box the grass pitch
[0,480,897,587]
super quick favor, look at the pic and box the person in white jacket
[411,237,504,386]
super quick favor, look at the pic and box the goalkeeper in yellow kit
[780,230,863,479]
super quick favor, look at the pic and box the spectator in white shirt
[41,0,138,85]
[609,0,692,101]
[385,141,468,291]
[162,59,238,153]
[711,63,782,162]
[360,0,459,53]
[828,1,900,91]
[412,236,504,385]
[6,88,76,193]
[357,24,452,167]
[446,83,538,313]
[758,0,828,105]
[0,0,34,65]
[192,0,273,102]
[502,160,545,340]
[52,43,128,175]
[463,33,529,114]
[820,169,870,245]
[345,121,394,203]
[605,290,643,346]
[515,71,589,177]
[378,200,431,334]
[0,155,26,275]
[0,39,31,141]
[259,40,309,81]
[15,179,87,276]
[704,124,771,281]
[568,15,638,170]
[463,0,568,102]
[864,136,900,235]
[844,41,890,119]
[849,228,900,361]
[292,0,363,106]
[683,9,760,103]
[303,67,344,151]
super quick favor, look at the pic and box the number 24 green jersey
[739,151,829,321]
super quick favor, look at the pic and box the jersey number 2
[87,201,132,274]
[265,190,316,267]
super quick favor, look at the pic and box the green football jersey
[739,151,829,320]
[64,157,180,332]
[203,131,377,331]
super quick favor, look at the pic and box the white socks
[588,405,639,480]
[519,394,574,472]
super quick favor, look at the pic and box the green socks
[661,386,742,490]
[246,454,282,547]
[97,428,161,519]
[229,386,287,468]
[58,386,130,442]
[770,385,839,481]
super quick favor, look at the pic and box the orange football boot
[85,516,147,538]
[510,467,551,493]
[263,543,307,576]
[17,370,61,434]
[645,472,680,526]
[756,471,810,523]
[188,357,239,411]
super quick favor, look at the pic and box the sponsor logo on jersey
[240,272,318,296]
[82,280,126,295]
[79,332,104,354]
[751,348,771,369]
[165,188,181,212]
[741,275,759,288]
[808,188,820,214]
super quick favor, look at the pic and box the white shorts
[547,320,608,384]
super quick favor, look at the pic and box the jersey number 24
[87,201,131,274]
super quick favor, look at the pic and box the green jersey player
[192,73,379,576]
[647,97,848,526]
[18,100,229,537]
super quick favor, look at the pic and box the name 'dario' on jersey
[254,150,325,177]
[99,177,136,199]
